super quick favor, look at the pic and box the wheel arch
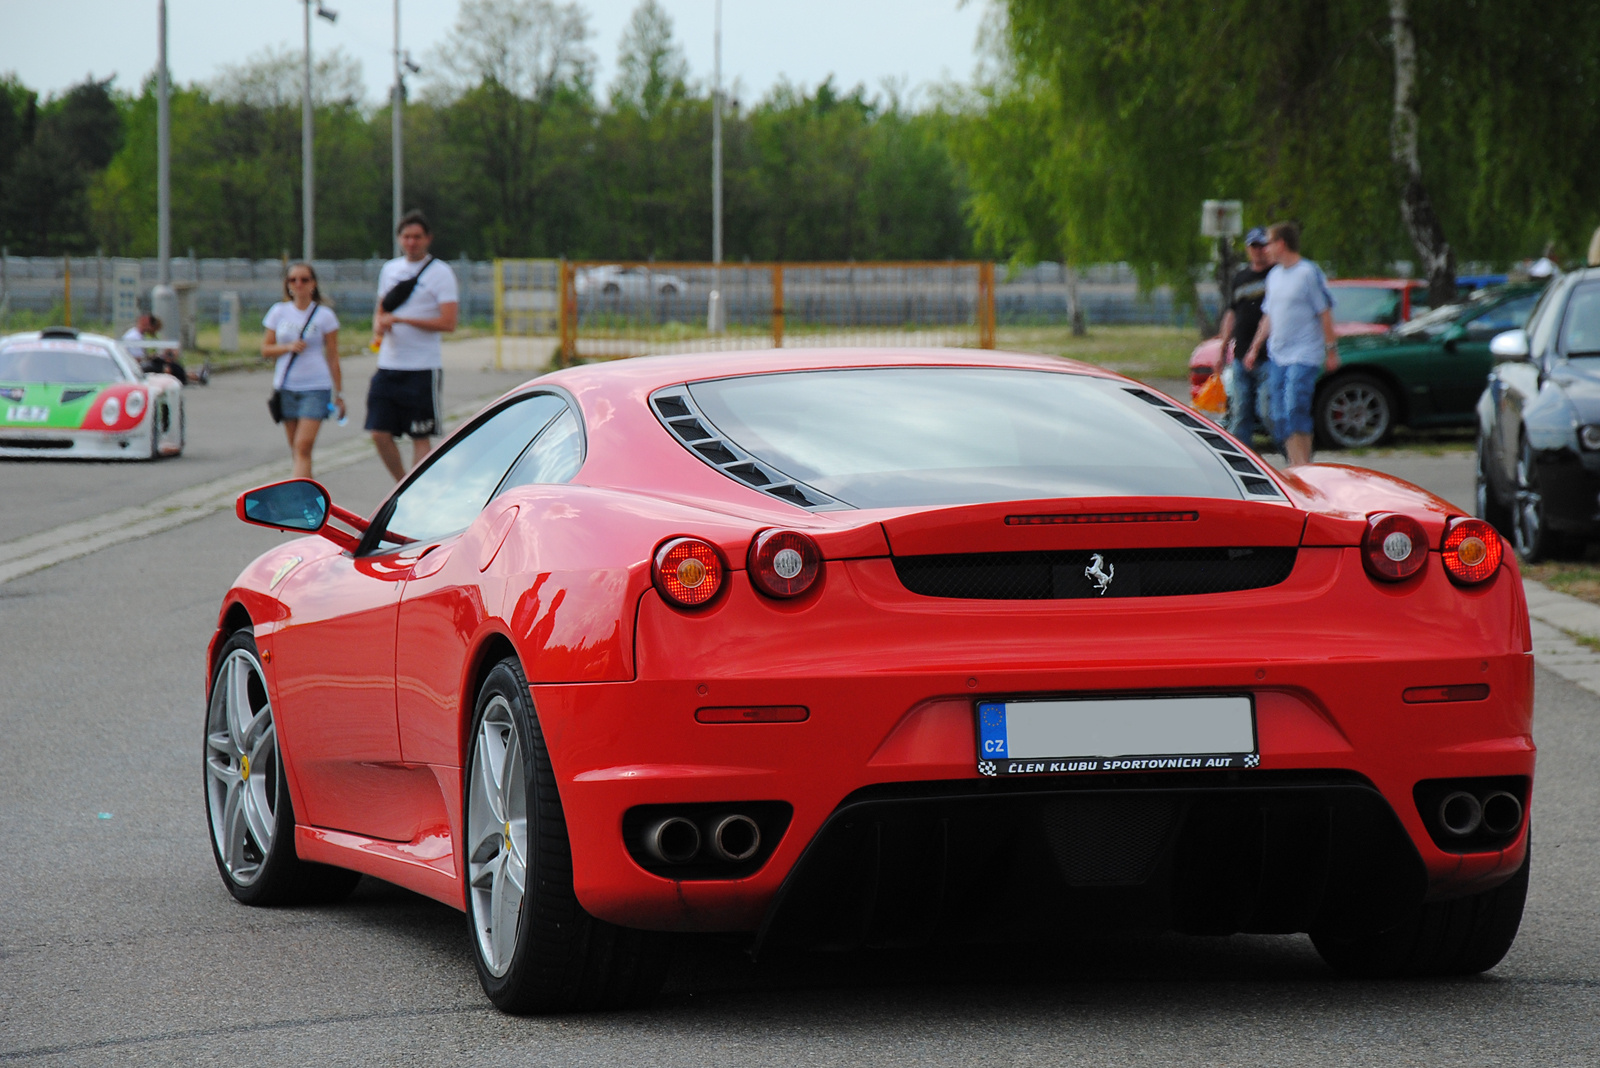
[458,629,522,765]
[1316,362,1412,427]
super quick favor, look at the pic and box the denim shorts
[279,388,332,421]
[1268,362,1321,437]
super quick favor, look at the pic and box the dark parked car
[1317,285,1543,448]
[1478,268,1600,559]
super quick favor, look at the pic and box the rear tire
[204,629,362,906]
[1311,848,1528,978]
[1513,437,1570,562]
[1315,372,1396,449]
[465,657,670,1014]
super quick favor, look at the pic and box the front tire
[204,629,361,906]
[1513,437,1568,562]
[1315,372,1396,449]
[1312,848,1529,978]
[465,657,669,1014]
[1475,433,1512,535]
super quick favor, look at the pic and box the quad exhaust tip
[710,814,762,862]
[643,817,701,865]
[1438,791,1483,837]
[1481,790,1524,837]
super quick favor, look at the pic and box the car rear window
[0,345,122,384]
[680,367,1245,508]
[1331,286,1403,326]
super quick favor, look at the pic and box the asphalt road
[2,367,1596,1065]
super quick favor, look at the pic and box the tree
[2,77,123,254]
[1389,0,1453,304]
[611,0,689,118]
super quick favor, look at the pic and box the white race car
[0,328,185,460]
[574,264,687,298]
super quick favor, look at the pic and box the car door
[385,392,577,769]
[1491,279,1572,489]
[1438,294,1540,416]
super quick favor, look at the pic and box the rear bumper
[533,547,1534,936]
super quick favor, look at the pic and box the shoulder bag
[267,301,321,424]
[380,257,434,313]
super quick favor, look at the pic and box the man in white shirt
[366,210,459,480]
[1243,221,1338,466]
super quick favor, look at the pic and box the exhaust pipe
[1481,791,1524,836]
[709,814,762,862]
[1438,791,1483,837]
[643,817,701,864]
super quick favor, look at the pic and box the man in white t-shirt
[366,209,460,480]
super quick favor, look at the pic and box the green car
[1315,285,1544,448]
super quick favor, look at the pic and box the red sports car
[207,347,1533,1013]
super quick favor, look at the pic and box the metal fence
[494,259,1000,369]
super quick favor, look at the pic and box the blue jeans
[1226,359,1272,444]
[1268,361,1320,440]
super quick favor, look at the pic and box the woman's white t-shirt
[262,302,340,391]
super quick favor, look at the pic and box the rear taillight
[747,529,822,598]
[653,537,724,607]
[1441,517,1503,584]
[1363,513,1428,581]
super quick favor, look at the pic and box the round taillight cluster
[1441,517,1503,585]
[1362,513,1428,581]
[652,537,724,607]
[748,529,822,598]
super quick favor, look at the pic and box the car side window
[494,406,585,498]
[1466,295,1538,337]
[1526,279,1570,359]
[1559,284,1600,358]
[373,392,568,551]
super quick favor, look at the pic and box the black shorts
[365,368,441,439]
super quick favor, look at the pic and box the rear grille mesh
[894,546,1297,599]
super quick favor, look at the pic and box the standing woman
[262,263,344,478]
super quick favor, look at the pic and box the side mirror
[237,478,365,551]
[1490,329,1530,362]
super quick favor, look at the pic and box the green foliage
[960,0,1600,278]
[2,76,124,253]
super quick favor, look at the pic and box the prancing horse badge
[1085,553,1115,595]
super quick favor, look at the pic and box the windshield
[1331,286,1403,326]
[683,367,1245,508]
[1561,284,1600,359]
[0,344,125,384]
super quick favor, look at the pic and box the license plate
[6,405,48,422]
[976,695,1257,776]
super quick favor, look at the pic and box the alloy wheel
[1323,381,1391,448]
[467,695,529,978]
[204,648,279,886]
[1514,441,1547,559]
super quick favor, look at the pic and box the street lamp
[707,0,725,333]
[302,1,338,262]
[392,0,420,256]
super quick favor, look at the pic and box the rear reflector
[1403,684,1490,704]
[695,706,810,723]
[1005,511,1199,526]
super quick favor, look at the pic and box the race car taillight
[747,529,821,598]
[1441,517,1503,585]
[1362,513,1428,581]
[653,537,724,607]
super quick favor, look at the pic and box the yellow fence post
[559,258,575,367]
[493,259,504,372]
[977,260,994,349]
[771,263,784,348]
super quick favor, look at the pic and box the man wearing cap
[1244,221,1338,466]
[1218,227,1274,443]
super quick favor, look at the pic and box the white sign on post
[218,291,240,353]
[111,259,142,331]
[1201,200,1243,239]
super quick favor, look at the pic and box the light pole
[711,0,722,267]
[392,2,419,256]
[156,0,170,286]
[302,1,338,263]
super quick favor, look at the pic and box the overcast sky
[1,0,990,105]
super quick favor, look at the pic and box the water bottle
[329,399,349,427]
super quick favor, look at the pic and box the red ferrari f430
[207,348,1533,1013]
